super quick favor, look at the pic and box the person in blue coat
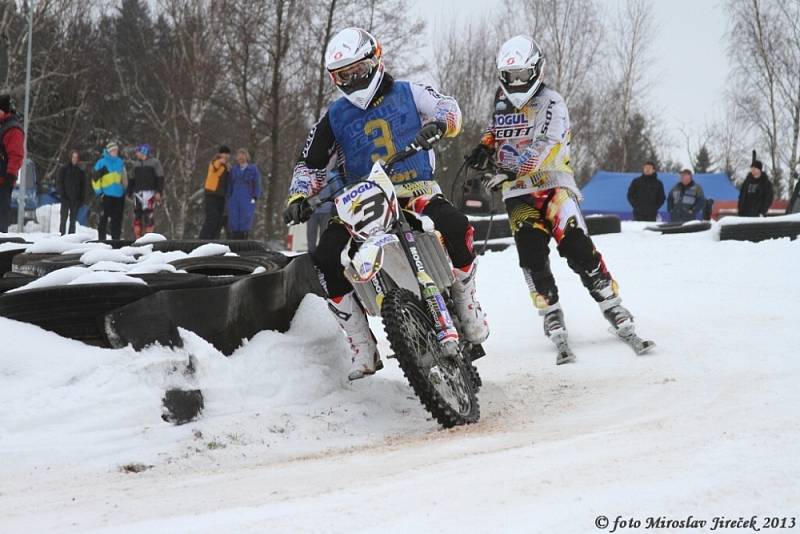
[227,148,261,239]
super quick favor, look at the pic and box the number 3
[365,118,397,162]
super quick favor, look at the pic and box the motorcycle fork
[395,226,459,348]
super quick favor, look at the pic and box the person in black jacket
[627,161,666,221]
[56,150,87,235]
[668,169,705,222]
[738,160,774,217]
[127,144,165,238]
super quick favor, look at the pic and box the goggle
[500,67,536,87]
[330,56,379,87]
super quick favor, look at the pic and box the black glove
[282,196,312,225]
[465,144,493,171]
[414,121,447,150]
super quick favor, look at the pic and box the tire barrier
[468,213,512,243]
[104,253,325,354]
[169,254,286,276]
[151,239,267,254]
[585,215,622,236]
[645,221,713,234]
[719,220,800,243]
[0,283,155,344]
[11,253,64,276]
[161,388,204,425]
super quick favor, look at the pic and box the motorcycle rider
[466,35,636,358]
[283,28,489,381]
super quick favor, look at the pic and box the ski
[549,332,576,365]
[610,327,656,355]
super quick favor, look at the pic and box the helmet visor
[500,67,536,87]
[330,57,379,89]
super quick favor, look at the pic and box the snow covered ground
[0,223,798,533]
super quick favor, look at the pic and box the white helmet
[325,28,384,110]
[496,35,546,109]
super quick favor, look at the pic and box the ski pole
[480,209,496,256]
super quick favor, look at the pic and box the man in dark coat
[0,94,24,232]
[56,150,87,235]
[668,169,705,222]
[738,160,774,217]
[627,161,666,221]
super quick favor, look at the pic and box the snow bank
[188,243,231,257]
[6,266,90,292]
[127,263,178,274]
[25,239,108,254]
[718,212,800,226]
[88,261,134,272]
[134,233,167,245]
[80,248,137,265]
[67,272,147,286]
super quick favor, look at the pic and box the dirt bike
[304,142,483,428]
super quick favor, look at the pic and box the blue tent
[580,171,740,221]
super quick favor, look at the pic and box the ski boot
[539,302,575,365]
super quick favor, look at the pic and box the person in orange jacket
[198,146,231,239]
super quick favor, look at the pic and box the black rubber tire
[237,249,291,268]
[381,288,480,428]
[11,253,62,276]
[152,239,267,254]
[169,255,283,276]
[469,216,513,241]
[0,248,27,276]
[31,254,84,276]
[648,221,712,234]
[0,276,34,294]
[87,239,134,249]
[0,283,153,343]
[128,273,211,291]
[3,271,33,279]
[719,221,800,243]
[585,215,622,236]
[161,388,204,425]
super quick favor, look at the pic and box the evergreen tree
[693,144,713,173]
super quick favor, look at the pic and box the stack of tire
[0,239,289,346]
[719,219,800,242]
[467,213,512,253]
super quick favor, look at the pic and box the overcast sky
[409,0,730,165]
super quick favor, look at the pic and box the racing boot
[451,261,490,344]
[586,266,634,332]
[539,302,567,339]
[328,292,383,381]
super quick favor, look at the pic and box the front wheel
[381,288,479,428]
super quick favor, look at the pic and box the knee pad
[514,226,551,272]
[558,225,599,273]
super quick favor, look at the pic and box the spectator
[92,141,127,241]
[787,164,800,215]
[668,169,705,223]
[198,146,231,239]
[626,160,665,221]
[128,144,164,238]
[227,148,261,239]
[738,160,774,217]
[306,168,341,253]
[56,150,87,235]
[0,94,24,233]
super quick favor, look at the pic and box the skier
[465,35,650,364]
[282,27,489,380]
[128,144,164,238]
